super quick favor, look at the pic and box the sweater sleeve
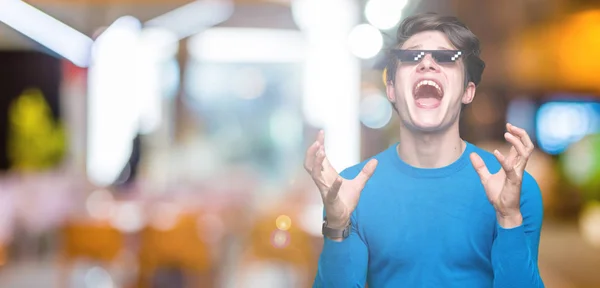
[313,213,368,288]
[492,172,545,288]
[313,168,369,288]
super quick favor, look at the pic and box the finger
[316,130,336,172]
[503,135,521,167]
[303,141,320,172]
[492,149,519,182]
[352,159,378,190]
[311,146,328,192]
[469,152,491,183]
[508,146,519,164]
[325,177,343,204]
[317,129,325,146]
[504,132,527,161]
[507,123,534,156]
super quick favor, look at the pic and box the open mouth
[413,79,443,109]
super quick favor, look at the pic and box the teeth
[416,80,442,95]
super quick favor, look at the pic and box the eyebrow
[404,44,421,49]
[402,45,454,50]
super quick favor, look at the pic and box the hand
[469,123,534,228]
[304,130,378,229]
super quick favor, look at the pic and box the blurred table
[539,220,600,288]
[0,220,599,288]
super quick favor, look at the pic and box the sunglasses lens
[395,50,423,62]
[393,50,462,63]
[432,50,462,63]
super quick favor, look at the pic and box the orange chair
[239,210,318,288]
[59,220,125,287]
[137,212,214,288]
[0,242,6,268]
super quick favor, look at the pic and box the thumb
[469,152,491,184]
[352,159,378,190]
[325,176,343,204]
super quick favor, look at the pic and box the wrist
[497,212,523,229]
[322,217,351,241]
[325,217,350,230]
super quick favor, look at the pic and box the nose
[416,53,440,73]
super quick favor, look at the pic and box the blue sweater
[314,142,544,288]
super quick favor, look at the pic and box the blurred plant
[7,88,67,171]
[579,200,600,248]
[560,134,600,202]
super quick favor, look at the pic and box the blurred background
[0,0,599,287]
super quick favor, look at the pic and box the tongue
[414,85,441,108]
[415,97,441,107]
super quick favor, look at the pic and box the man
[304,13,544,287]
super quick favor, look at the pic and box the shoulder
[521,171,543,210]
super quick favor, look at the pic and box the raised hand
[304,130,378,229]
[469,123,535,228]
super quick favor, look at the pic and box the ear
[461,82,476,105]
[383,68,396,103]
[386,79,397,104]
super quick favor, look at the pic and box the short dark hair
[385,13,485,87]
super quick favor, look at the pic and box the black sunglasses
[390,49,463,64]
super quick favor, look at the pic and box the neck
[397,121,465,168]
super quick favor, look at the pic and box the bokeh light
[561,134,600,199]
[291,0,357,33]
[364,0,407,30]
[555,10,600,92]
[360,91,393,129]
[84,266,114,288]
[536,102,600,155]
[149,202,181,231]
[270,230,291,249]
[109,202,144,233]
[580,201,600,248]
[86,189,115,220]
[348,24,383,59]
[276,215,292,231]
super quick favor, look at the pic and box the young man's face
[386,30,476,133]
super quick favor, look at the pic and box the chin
[400,101,447,130]
[407,117,447,132]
